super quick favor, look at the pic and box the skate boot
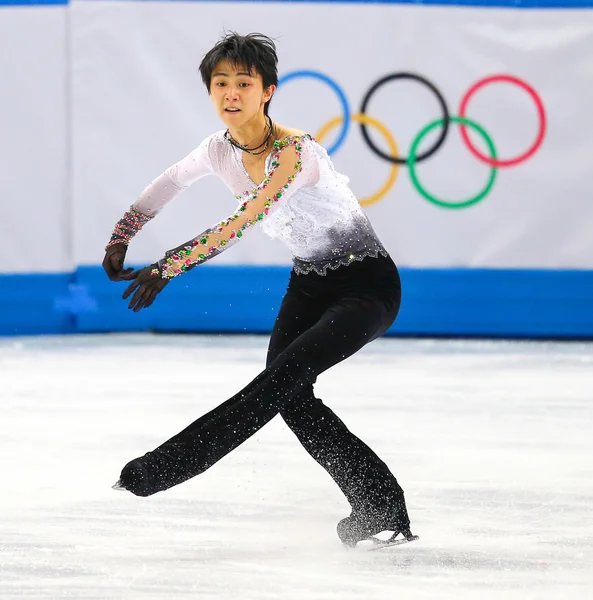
[112,456,154,497]
[337,506,418,548]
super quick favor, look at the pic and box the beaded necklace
[224,115,276,156]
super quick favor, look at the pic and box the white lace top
[133,130,387,276]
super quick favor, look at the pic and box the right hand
[102,242,135,281]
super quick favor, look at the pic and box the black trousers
[120,253,410,528]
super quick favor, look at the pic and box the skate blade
[363,533,419,552]
[111,479,127,491]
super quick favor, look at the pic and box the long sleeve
[133,136,214,217]
[155,135,314,279]
[105,136,215,250]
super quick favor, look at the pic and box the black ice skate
[111,457,154,496]
[337,509,418,549]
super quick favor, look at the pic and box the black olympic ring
[358,72,450,165]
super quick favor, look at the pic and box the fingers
[143,287,160,308]
[122,279,141,300]
[102,259,118,281]
[118,268,136,281]
[128,286,146,311]
[119,265,165,311]
[108,270,132,282]
[122,265,158,303]
[126,266,153,282]
[128,282,155,312]
[103,252,128,281]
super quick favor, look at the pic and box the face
[210,59,275,129]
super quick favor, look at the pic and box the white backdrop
[0,6,69,274]
[5,2,593,274]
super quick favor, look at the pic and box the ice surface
[1,334,592,599]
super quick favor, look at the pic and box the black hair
[199,32,279,116]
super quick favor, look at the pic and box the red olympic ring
[458,75,546,168]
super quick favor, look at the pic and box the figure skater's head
[200,32,278,128]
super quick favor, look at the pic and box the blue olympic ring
[277,70,350,156]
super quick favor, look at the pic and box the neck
[228,114,272,151]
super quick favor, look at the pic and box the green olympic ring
[407,116,498,209]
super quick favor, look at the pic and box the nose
[225,85,240,101]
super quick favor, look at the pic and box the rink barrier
[0,0,66,4]
[1,266,592,339]
[3,1,593,8]
[1,273,74,336]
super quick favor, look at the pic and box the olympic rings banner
[69,1,593,271]
[276,71,546,210]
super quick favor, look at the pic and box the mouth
[225,108,241,113]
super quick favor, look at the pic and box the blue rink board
[1,266,592,339]
[2,0,593,8]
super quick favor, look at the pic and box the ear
[262,84,276,104]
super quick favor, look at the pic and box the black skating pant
[119,253,410,529]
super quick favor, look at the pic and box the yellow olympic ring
[315,113,399,207]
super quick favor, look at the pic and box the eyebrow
[212,71,254,78]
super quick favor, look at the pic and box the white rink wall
[2,0,593,337]
[0,3,69,274]
[72,1,593,269]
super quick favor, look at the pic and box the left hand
[122,264,170,312]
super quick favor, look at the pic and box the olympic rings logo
[276,71,547,209]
